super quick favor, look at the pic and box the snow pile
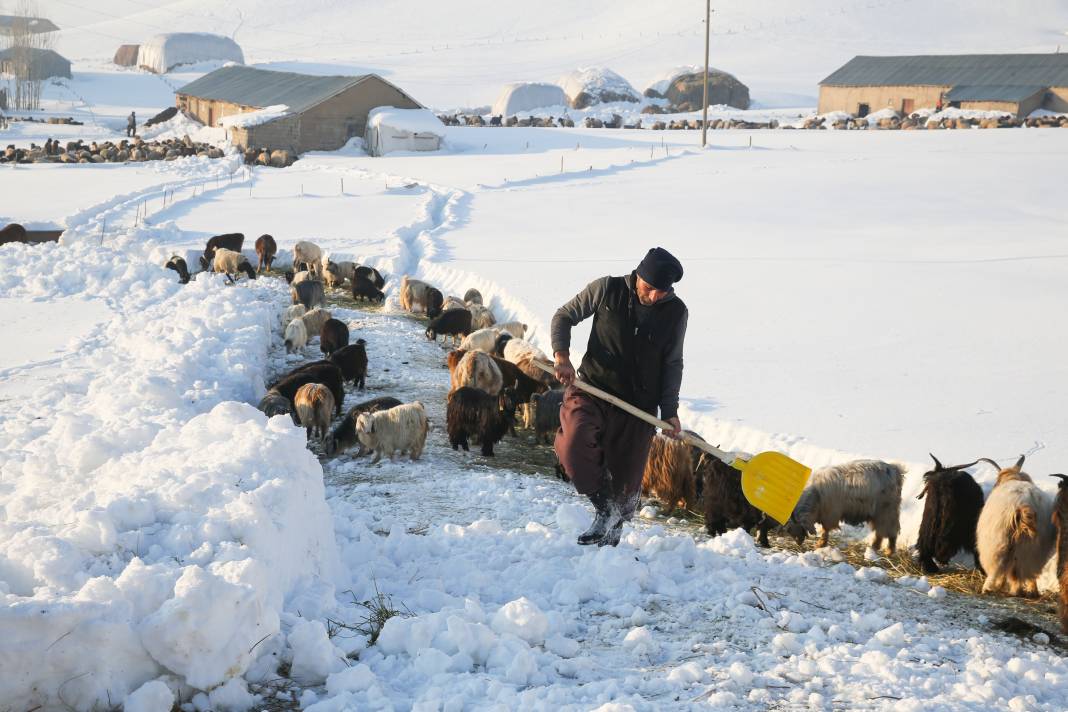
[219,104,291,129]
[137,33,244,74]
[558,67,640,109]
[491,82,569,116]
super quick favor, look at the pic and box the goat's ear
[929,453,943,471]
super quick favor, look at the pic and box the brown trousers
[554,386,655,512]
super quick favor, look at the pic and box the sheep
[257,389,291,418]
[463,288,483,306]
[426,288,444,319]
[976,455,1055,597]
[164,256,190,284]
[1052,474,1068,632]
[531,388,564,444]
[442,296,467,312]
[915,454,985,574]
[496,321,527,339]
[426,308,473,345]
[284,318,308,353]
[642,434,699,513]
[446,387,519,456]
[324,396,403,456]
[700,448,773,547]
[459,328,501,354]
[294,383,335,442]
[270,362,345,417]
[354,265,385,289]
[468,304,496,330]
[293,241,323,275]
[502,338,554,385]
[352,275,385,303]
[453,350,503,395]
[355,402,429,463]
[301,307,333,340]
[200,232,244,270]
[320,318,349,356]
[255,234,277,273]
[212,247,257,282]
[292,281,326,310]
[282,304,306,327]
[400,275,432,313]
[785,460,905,553]
[329,340,367,389]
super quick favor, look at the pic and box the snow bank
[0,234,339,709]
[137,33,244,73]
[219,104,291,129]
[491,82,569,116]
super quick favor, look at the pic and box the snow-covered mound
[491,82,569,116]
[558,67,640,109]
[644,65,703,97]
[137,33,244,73]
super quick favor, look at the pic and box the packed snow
[218,104,291,129]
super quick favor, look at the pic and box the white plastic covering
[365,107,444,157]
[491,82,568,116]
[137,33,244,73]
[558,67,639,107]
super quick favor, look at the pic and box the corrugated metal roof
[176,65,368,113]
[946,85,1047,102]
[820,54,1068,88]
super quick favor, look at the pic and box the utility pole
[701,0,711,147]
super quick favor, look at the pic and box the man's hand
[662,416,682,439]
[554,350,576,386]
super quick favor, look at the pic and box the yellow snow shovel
[533,361,812,525]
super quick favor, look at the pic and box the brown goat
[1052,474,1068,631]
[641,434,698,513]
[294,383,335,443]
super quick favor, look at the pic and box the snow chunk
[288,619,346,683]
[492,597,549,644]
[855,567,889,583]
[207,677,255,711]
[124,680,174,712]
[667,661,704,685]
[546,634,579,659]
[874,622,906,646]
[622,626,659,657]
[1033,632,1051,645]
[326,664,376,695]
[706,528,758,557]
[219,105,291,130]
[928,586,947,600]
[555,503,589,533]
[728,661,754,687]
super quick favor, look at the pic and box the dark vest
[578,275,687,414]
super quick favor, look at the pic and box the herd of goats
[165,234,1068,633]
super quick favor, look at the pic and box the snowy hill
[39,0,1068,107]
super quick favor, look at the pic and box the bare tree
[4,0,55,111]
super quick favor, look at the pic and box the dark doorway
[857,103,870,117]
[902,98,915,114]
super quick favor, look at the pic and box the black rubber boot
[577,488,612,545]
[598,488,639,548]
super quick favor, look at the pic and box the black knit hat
[636,247,683,291]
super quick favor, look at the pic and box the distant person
[126,111,136,138]
[551,247,688,547]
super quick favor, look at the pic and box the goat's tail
[1011,505,1039,543]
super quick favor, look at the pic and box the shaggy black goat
[446,387,518,456]
[531,388,564,444]
[915,454,986,574]
[426,287,444,319]
[324,396,403,456]
[700,451,773,547]
[164,255,189,284]
[291,280,326,310]
[351,275,384,303]
[329,340,368,389]
[1051,474,1068,632]
[255,234,277,273]
[199,232,244,270]
[490,354,546,408]
[319,318,349,356]
[270,362,344,417]
[354,265,385,289]
[426,308,472,344]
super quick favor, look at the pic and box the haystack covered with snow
[365,107,444,156]
[491,82,568,116]
[663,69,750,110]
[644,65,702,98]
[137,33,244,74]
[558,67,639,109]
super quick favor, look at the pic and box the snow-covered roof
[218,104,291,129]
[0,15,58,35]
[368,107,445,136]
[491,82,568,116]
[558,67,640,107]
[137,33,244,74]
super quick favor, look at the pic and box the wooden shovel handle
[532,360,738,467]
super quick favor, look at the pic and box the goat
[468,304,496,330]
[212,247,256,282]
[977,455,1055,597]
[300,307,332,339]
[352,275,385,303]
[496,322,527,339]
[329,340,367,389]
[292,280,326,310]
[354,265,385,289]
[269,362,345,417]
[785,460,905,553]
[257,389,291,418]
[915,454,985,574]
[502,338,554,385]
[426,308,473,344]
[446,387,518,456]
[294,383,335,442]
[293,241,323,276]
[324,261,345,288]
[319,318,349,356]
[699,447,772,546]
[531,388,564,444]
[282,304,306,327]
[255,234,277,272]
[442,296,467,312]
[1052,474,1068,632]
[200,232,243,270]
[324,396,403,456]
[446,349,466,390]
[400,275,431,313]
[426,288,444,319]
[464,288,483,306]
[164,256,190,284]
[642,434,699,514]
[453,350,503,395]
[355,402,429,463]
[459,328,501,354]
[284,318,308,353]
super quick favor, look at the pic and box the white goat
[284,318,308,353]
[400,275,432,313]
[459,328,500,354]
[785,460,905,553]
[496,321,527,339]
[355,402,429,463]
[503,338,553,385]
[301,307,333,338]
[293,241,323,275]
[468,304,496,330]
[282,304,307,328]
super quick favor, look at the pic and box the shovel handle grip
[532,359,738,467]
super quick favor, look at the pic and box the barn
[175,65,424,154]
[819,54,1068,118]
[0,47,71,80]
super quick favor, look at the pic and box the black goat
[492,332,512,357]
[426,287,444,319]
[352,275,384,303]
[291,280,325,310]
[270,362,344,417]
[701,451,772,547]
[915,454,985,574]
[425,308,472,344]
[446,387,518,456]
[164,255,190,284]
[354,265,385,289]
[199,232,244,270]
[329,340,367,389]
[320,318,349,356]
[531,388,564,444]
[324,396,403,456]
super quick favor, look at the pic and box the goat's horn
[1013,454,1026,470]
[929,453,944,470]
[977,458,1001,470]
[947,459,982,471]
[1050,474,1068,484]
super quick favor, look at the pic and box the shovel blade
[738,451,812,525]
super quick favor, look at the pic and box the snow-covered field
[4,1,1068,710]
